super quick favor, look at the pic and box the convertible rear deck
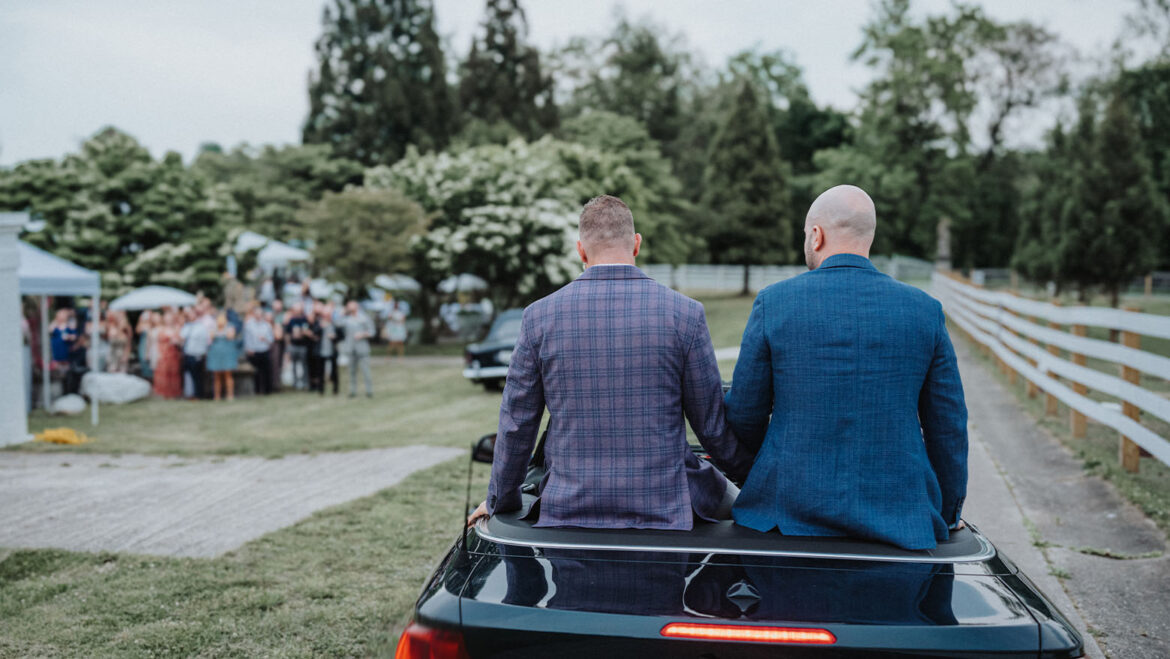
[476,508,995,564]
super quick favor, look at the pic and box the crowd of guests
[25,278,389,406]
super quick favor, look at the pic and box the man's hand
[467,501,489,528]
[951,519,966,531]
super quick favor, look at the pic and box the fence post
[1045,301,1061,417]
[1070,325,1088,438]
[1146,274,1154,297]
[1003,294,1020,386]
[1119,306,1143,473]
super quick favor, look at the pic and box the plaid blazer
[487,265,752,530]
[725,254,968,550]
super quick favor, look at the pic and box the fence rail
[932,272,1170,472]
[643,256,934,293]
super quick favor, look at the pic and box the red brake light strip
[661,622,836,644]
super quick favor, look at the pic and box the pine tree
[1012,125,1068,287]
[458,0,557,139]
[303,0,455,166]
[700,80,794,294]
[1082,92,1166,305]
[1056,92,1167,305]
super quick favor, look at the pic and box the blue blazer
[726,254,968,550]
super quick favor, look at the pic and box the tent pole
[41,295,50,412]
[91,294,99,426]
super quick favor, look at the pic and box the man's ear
[576,240,588,266]
[812,225,825,252]
[632,233,642,258]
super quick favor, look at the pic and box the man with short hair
[725,184,968,550]
[284,302,310,390]
[180,307,211,400]
[243,304,274,395]
[341,300,374,398]
[469,195,751,530]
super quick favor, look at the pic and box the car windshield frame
[485,313,523,342]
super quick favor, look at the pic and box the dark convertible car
[463,309,524,391]
[394,435,1084,658]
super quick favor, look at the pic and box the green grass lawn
[695,293,754,350]
[18,359,500,458]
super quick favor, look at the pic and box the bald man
[724,185,968,550]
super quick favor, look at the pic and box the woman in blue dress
[207,312,239,401]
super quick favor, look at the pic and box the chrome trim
[473,519,997,564]
[463,366,509,379]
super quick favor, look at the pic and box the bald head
[803,185,876,269]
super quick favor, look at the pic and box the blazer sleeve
[725,292,773,458]
[487,308,545,515]
[918,304,969,527]
[681,303,755,483]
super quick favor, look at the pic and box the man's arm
[682,305,754,483]
[919,305,969,528]
[485,310,544,516]
[724,293,773,457]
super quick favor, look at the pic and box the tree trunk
[741,264,751,297]
[417,289,436,345]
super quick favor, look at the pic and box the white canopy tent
[17,240,102,426]
[109,285,196,311]
[438,273,488,294]
[234,230,312,272]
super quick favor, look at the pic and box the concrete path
[0,445,463,558]
[955,338,1169,659]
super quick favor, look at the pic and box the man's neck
[815,249,869,268]
[586,256,636,268]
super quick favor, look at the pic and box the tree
[368,136,678,310]
[1012,127,1069,287]
[1060,92,1166,305]
[554,14,693,150]
[193,143,363,240]
[815,0,1065,264]
[0,127,229,297]
[556,111,695,263]
[458,0,557,140]
[700,80,794,295]
[303,0,456,166]
[728,48,852,249]
[300,187,427,293]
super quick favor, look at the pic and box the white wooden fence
[932,272,1170,472]
[643,256,934,293]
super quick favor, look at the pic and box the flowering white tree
[367,137,651,307]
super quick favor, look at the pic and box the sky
[0,0,1141,166]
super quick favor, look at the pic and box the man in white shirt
[243,305,275,395]
[180,307,212,399]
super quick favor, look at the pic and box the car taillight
[395,622,469,659]
[661,622,836,645]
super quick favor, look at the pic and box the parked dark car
[463,309,523,391]
[394,434,1085,658]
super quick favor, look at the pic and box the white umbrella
[109,285,197,311]
[438,273,488,293]
[374,273,421,292]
